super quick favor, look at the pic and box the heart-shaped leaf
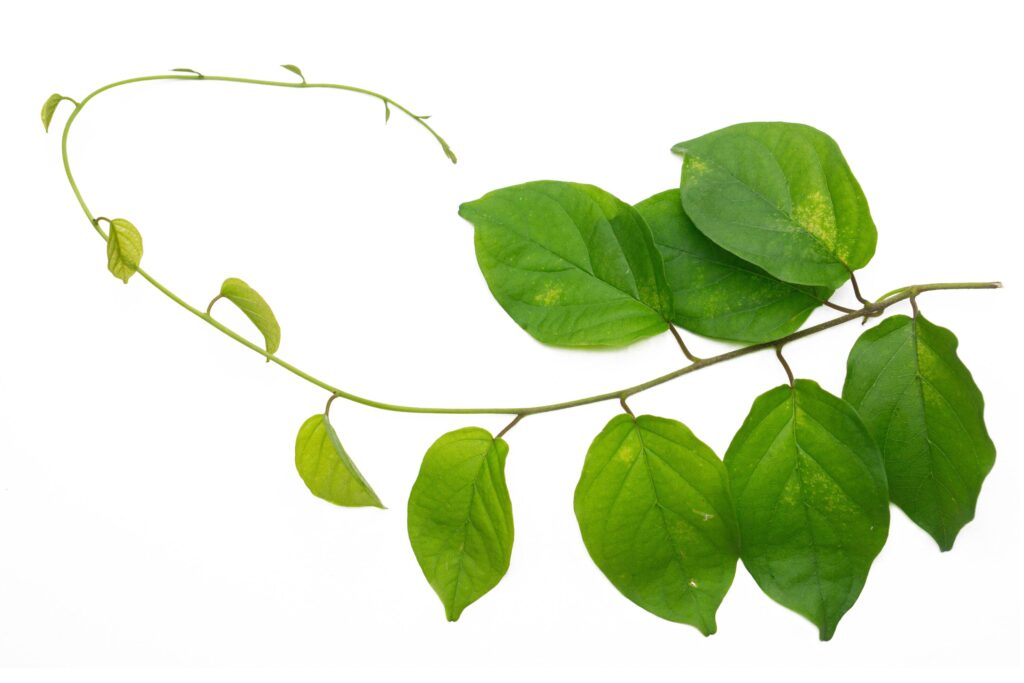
[636,189,833,343]
[724,379,889,640]
[216,278,281,355]
[294,413,383,508]
[407,427,514,621]
[672,123,877,289]
[843,314,996,550]
[106,218,143,283]
[575,413,739,635]
[459,181,674,347]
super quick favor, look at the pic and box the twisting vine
[45,67,1002,640]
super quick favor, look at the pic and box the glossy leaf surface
[294,414,383,508]
[724,380,889,640]
[106,218,143,283]
[673,122,876,289]
[636,189,832,342]
[407,427,514,621]
[575,414,739,634]
[459,181,673,347]
[843,314,995,550]
[218,277,281,355]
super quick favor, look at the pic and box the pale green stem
[57,72,1002,420]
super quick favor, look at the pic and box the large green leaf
[294,414,383,508]
[459,181,674,347]
[636,190,833,343]
[574,414,739,635]
[842,314,995,550]
[217,278,281,355]
[672,123,876,289]
[407,427,514,621]
[724,380,889,640]
[106,218,143,283]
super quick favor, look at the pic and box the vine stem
[57,73,1002,420]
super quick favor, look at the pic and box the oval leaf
[842,314,996,550]
[407,427,514,621]
[41,93,67,133]
[724,379,889,640]
[636,189,833,343]
[672,123,876,289]
[106,218,143,283]
[459,181,674,347]
[294,414,383,508]
[574,414,739,635]
[218,277,281,355]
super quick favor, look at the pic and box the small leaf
[459,181,674,347]
[724,379,890,640]
[171,68,203,78]
[407,427,514,621]
[843,314,996,550]
[41,93,68,132]
[280,64,305,82]
[294,414,383,508]
[217,277,281,355]
[636,189,833,343]
[106,218,143,283]
[672,122,877,289]
[574,414,739,635]
[384,100,391,123]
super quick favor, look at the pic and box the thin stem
[823,300,857,314]
[496,414,524,439]
[668,324,701,363]
[619,396,635,417]
[325,393,340,417]
[205,294,223,316]
[56,73,1002,421]
[910,294,920,317]
[775,345,795,387]
[849,271,870,306]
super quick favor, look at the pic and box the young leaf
[41,93,69,132]
[217,278,281,355]
[636,190,833,343]
[171,68,203,78]
[724,379,890,640]
[459,181,674,347]
[106,218,143,283]
[280,64,305,82]
[294,414,383,508]
[842,314,996,550]
[574,414,739,635]
[672,123,877,289]
[407,427,514,621]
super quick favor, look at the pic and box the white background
[1,0,1021,680]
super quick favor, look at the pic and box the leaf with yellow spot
[574,413,739,635]
[843,314,995,550]
[459,181,674,347]
[724,379,890,640]
[672,122,877,289]
[637,189,834,343]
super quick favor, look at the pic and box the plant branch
[56,73,1002,422]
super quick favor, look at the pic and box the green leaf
[636,189,833,343]
[106,218,143,283]
[281,64,305,82]
[294,414,383,508]
[574,414,739,635]
[672,123,876,289]
[41,93,68,132]
[407,427,514,621]
[724,379,889,640]
[171,68,203,78]
[217,278,281,355]
[842,314,995,551]
[459,181,674,347]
